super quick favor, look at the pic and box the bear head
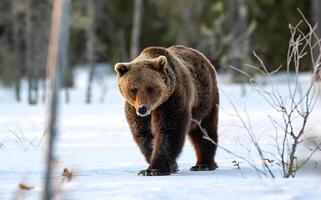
[115,56,172,117]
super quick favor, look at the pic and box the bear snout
[136,104,150,117]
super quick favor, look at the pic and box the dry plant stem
[220,91,275,178]
[297,9,321,80]
[191,118,269,178]
[296,142,321,172]
[230,10,320,178]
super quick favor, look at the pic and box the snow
[0,71,321,200]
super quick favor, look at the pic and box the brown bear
[114,45,219,176]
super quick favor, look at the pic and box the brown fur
[115,45,219,176]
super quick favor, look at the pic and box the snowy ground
[0,70,321,200]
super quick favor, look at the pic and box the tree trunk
[227,0,249,83]
[62,0,71,104]
[130,0,143,60]
[118,29,129,61]
[25,0,35,104]
[12,0,22,102]
[85,0,96,104]
[43,0,70,199]
[25,0,51,105]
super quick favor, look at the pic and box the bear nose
[137,104,148,115]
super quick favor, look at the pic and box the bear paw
[137,169,170,176]
[190,163,218,171]
[170,162,179,173]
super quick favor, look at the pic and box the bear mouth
[136,110,151,117]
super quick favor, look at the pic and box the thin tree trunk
[228,0,249,82]
[99,82,108,103]
[25,0,51,105]
[85,0,96,104]
[12,0,21,102]
[35,0,51,104]
[62,0,71,104]
[42,79,47,103]
[64,89,70,103]
[63,64,71,103]
[130,0,143,60]
[118,29,129,61]
[43,0,70,199]
[25,0,35,105]
[34,77,39,103]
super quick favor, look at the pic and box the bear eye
[146,86,154,94]
[130,86,138,95]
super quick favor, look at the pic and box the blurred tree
[105,0,132,63]
[0,0,14,86]
[25,0,51,105]
[43,0,70,198]
[85,0,96,104]
[62,0,72,103]
[11,0,27,102]
[130,0,143,60]
[227,0,250,82]
[150,0,205,47]
[248,0,310,71]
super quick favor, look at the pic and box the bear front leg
[125,103,153,163]
[138,100,190,176]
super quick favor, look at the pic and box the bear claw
[137,169,170,176]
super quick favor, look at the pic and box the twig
[191,118,269,178]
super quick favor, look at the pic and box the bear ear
[114,63,129,76]
[152,56,168,73]
[157,56,167,68]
